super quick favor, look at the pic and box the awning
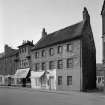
[31,71,45,78]
[14,68,30,78]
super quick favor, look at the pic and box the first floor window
[67,58,73,68]
[49,61,55,70]
[67,76,72,86]
[58,76,62,85]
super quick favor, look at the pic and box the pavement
[0,86,105,105]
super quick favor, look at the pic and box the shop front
[30,71,45,89]
[14,68,31,87]
[30,69,56,90]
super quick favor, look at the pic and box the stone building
[31,7,96,91]
[0,45,19,85]
[0,41,34,86]
[15,40,34,87]
[18,40,34,69]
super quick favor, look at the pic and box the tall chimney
[83,7,90,22]
[42,28,47,38]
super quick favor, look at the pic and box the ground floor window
[58,76,62,85]
[67,76,72,86]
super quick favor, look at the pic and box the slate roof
[32,21,84,50]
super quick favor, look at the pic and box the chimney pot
[42,28,47,38]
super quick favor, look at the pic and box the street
[0,87,105,105]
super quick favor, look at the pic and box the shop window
[58,76,62,85]
[67,76,72,86]
[42,62,46,70]
[98,77,101,83]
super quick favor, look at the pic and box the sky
[0,0,104,63]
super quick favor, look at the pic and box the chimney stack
[42,28,47,38]
[83,7,90,22]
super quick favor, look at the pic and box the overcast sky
[0,0,104,63]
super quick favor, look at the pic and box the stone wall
[31,39,81,91]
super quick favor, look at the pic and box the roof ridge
[48,21,84,36]
[32,21,85,50]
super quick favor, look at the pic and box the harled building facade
[31,8,96,91]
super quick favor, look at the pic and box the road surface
[0,87,105,105]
